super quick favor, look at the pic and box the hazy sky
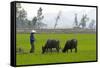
[19,3,96,28]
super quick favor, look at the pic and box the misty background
[16,3,96,29]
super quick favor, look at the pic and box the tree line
[74,13,96,29]
[16,3,46,29]
[16,3,96,30]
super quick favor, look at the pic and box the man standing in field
[30,30,36,53]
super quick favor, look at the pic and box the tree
[16,3,21,18]
[79,14,89,29]
[27,20,32,29]
[16,3,28,28]
[19,9,27,28]
[89,19,95,29]
[19,9,27,20]
[16,3,22,28]
[16,7,27,28]
[54,11,61,29]
[74,13,78,27]
[36,7,44,29]
[16,3,21,9]
[32,17,37,28]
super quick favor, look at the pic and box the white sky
[18,3,96,28]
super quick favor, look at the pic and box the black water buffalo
[62,39,77,53]
[42,39,60,54]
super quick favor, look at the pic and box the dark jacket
[30,33,35,43]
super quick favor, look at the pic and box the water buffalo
[42,39,60,54]
[62,39,77,53]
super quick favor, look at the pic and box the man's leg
[30,42,34,53]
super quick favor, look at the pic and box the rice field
[16,33,97,65]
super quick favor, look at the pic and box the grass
[16,33,96,65]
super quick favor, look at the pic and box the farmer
[30,30,36,53]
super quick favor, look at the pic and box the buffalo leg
[50,48,52,52]
[70,49,72,53]
[75,48,77,53]
[47,48,49,52]
[42,47,45,54]
[56,47,59,53]
[66,49,68,53]
[62,47,66,53]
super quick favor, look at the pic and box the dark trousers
[30,42,34,53]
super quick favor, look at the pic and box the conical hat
[31,30,36,33]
